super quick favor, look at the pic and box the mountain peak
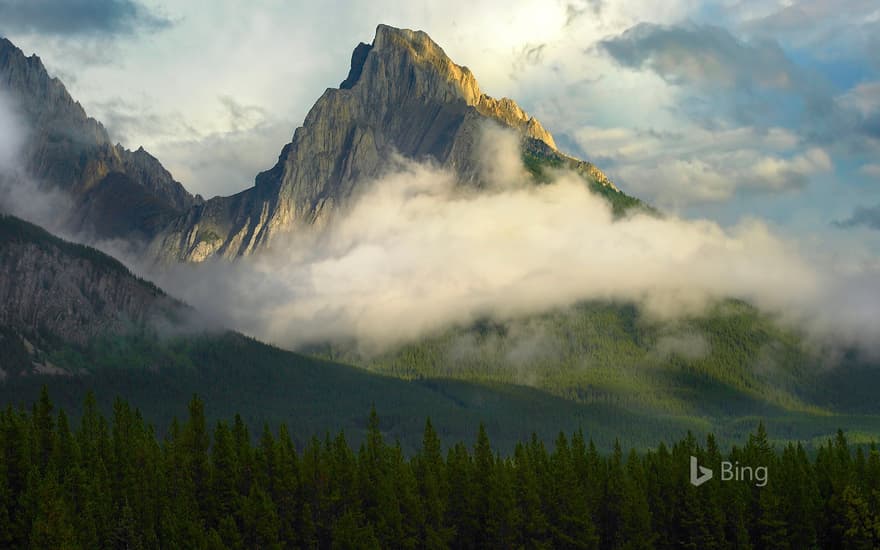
[347,24,556,149]
[152,24,612,262]
[369,24,482,103]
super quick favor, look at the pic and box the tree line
[1,388,879,549]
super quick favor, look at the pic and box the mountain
[2,28,877,451]
[1,28,641,262]
[0,214,184,362]
[0,212,702,452]
[0,37,200,242]
[150,25,634,262]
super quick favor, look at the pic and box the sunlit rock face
[150,24,572,263]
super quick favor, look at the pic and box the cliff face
[0,37,199,242]
[151,25,611,263]
[0,214,181,347]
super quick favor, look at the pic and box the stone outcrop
[151,25,609,262]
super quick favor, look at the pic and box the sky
[0,0,878,241]
[1,0,879,354]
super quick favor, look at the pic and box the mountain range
[0,25,878,450]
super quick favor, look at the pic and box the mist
[0,89,73,233]
[3,92,879,360]
[144,126,880,358]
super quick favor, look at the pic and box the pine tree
[210,421,240,528]
[357,407,403,547]
[0,458,14,548]
[391,440,423,549]
[301,435,331,547]
[241,483,281,550]
[183,395,211,524]
[33,386,54,474]
[29,473,78,550]
[445,442,476,549]
[512,442,550,549]
[273,423,302,546]
[414,418,452,549]
[618,448,654,549]
[548,432,598,549]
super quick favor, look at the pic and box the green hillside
[311,298,880,448]
[0,329,710,453]
[327,302,807,414]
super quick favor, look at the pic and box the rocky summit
[149,25,616,262]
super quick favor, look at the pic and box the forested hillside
[331,300,870,419]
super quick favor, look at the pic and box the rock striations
[151,25,613,262]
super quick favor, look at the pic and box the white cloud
[838,82,880,116]
[575,124,831,206]
[0,89,73,231]
[144,128,880,357]
[0,91,24,170]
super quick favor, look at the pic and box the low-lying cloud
[3,98,879,360]
[0,89,72,230]
[144,127,880,357]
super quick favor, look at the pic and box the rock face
[0,214,181,346]
[0,37,200,242]
[151,25,613,262]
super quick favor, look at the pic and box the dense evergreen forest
[2,389,879,549]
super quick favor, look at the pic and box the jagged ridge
[0,37,200,242]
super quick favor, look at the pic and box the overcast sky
[1,0,879,248]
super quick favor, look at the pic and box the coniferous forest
[1,389,879,549]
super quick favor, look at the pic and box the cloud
[838,83,880,119]
[574,124,831,206]
[740,0,880,59]
[141,127,880,357]
[653,332,710,361]
[0,90,23,171]
[598,22,800,91]
[564,0,604,27]
[0,89,72,232]
[0,0,171,36]
[743,0,877,33]
[90,96,200,145]
[860,164,880,178]
[150,120,293,199]
[835,204,880,231]
[836,82,880,144]
[511,43,547,76]
[594,21,840,132]
[91,95,291,198]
